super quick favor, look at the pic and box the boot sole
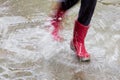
[77,55,90,62]
[70,41,90,62]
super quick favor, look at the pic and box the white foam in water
[0,0,120,80]
[1,24,61,61]
[111,20,120,31]
[0,16,28,37]
[0,16,28,25]
[0,24,8,39]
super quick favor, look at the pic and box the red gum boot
[71,20,90,62]
[51,8,65,41]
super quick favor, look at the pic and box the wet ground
[0,0,120,80]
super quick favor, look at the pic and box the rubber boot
[51,7,65,41]
[71,20,90,62]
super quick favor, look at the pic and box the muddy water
[0,0,120,80]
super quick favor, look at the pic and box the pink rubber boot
[71,20,90,62]
[51,7,65,41]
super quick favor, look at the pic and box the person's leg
[60,0,79,11]
[51,0,79,41]
[78,0,97,26]
[71,0,97,61]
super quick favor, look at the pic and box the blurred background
[0,0,120,80]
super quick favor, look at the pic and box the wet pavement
[0,0,120,80]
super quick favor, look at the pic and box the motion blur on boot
[50,3,66,41]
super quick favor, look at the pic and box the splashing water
[0,0,120,80]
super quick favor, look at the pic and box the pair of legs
[59,0,97,26]
[51,0,97,61]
